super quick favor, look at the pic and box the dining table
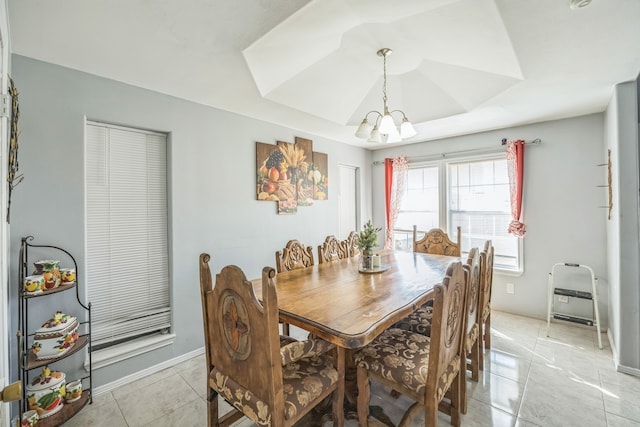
[252,250,457,426]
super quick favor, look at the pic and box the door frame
[0,0,10,425]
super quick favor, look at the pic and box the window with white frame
[86,122,171,357]
[394,155,521,272]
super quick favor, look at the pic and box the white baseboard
[93,347,205,396]
[617,363,640,377]
[607,328,640,377]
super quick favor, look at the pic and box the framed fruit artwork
[311,151,328,200]
[256,137,328,215]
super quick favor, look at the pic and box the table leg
[296,347,394,427]
[344,349,395,427]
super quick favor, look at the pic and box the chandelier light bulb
[400,118,417,138]
[385,124,402,143]
[378,114,396,135]
[367,126,383,144]
[355,118,373,139]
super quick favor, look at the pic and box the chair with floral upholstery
[391,249,481,414]
[413,225,462,257]
[318,235,350,264]
[199,254,344,427]
[478,240,494,369]
[354,260,467,427]
[390,226,462,345]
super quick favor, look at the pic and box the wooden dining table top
[252,250,456,349]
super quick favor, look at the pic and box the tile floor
[64,311,640,426]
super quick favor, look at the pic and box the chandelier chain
[382,53,388,113]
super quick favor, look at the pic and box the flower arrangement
[356,220,382,254]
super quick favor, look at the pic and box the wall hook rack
[597,149,612,220]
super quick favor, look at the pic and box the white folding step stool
[546,262,602,349]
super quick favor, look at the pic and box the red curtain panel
[506,140,526,236]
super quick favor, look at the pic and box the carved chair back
[413,225,462,257]
[318,235,349,264]
[275,239,314,273]
[479,240,494,322]
[465,248,481,339]
[426,260,468,399]
[345,231,360,257]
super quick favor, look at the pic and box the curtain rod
[372,138,541,165]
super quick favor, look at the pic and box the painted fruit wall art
[256,137,328,215]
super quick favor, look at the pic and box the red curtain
[506,140,526,236]
[384,158,393,245]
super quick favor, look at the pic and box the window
[394,155,521,272]
[86,122,171,359]
[393,165,440,251]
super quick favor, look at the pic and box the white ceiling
[7,0,640,149]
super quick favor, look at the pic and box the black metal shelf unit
[17,236,93,426]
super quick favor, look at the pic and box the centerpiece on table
[356,220,382,270]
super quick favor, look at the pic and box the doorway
[337,164,359,239]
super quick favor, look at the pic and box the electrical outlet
[506,283,515,294]
[558,295,569,303]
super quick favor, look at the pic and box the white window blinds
[86,122,170,349]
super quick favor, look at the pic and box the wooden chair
[199,254,344,427]
[275,239,314,335]
[318,235,349,264]
[345,231,360,257]
[413,225,461,257]
[460,248,481,414]
[392,249,482,414]
[354,261,467,427]
[275,239,314,273]
[391,225,463,337]
[478,240,494,369]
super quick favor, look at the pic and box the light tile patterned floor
[64,311,640,426]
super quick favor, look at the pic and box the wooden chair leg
[460,353,468,415]
[478,322,485,370]
[207,387,218,427]
[424,399,438,427]
[484,313,491,349]
[356,366,370,426]
[470,338,480,382]
[282,322,290,336]
[450,372,461,427]
[332,348,345,427]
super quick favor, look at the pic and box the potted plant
[356,220,381,270]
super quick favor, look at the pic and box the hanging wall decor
[598,149,613,220]
[256,137,328,214]
[7,76,24,223]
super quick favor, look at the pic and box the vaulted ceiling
[8,0,640,148]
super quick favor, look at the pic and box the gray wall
[605,79,640,372]
[8,55,372,387]
[371,115,609,325]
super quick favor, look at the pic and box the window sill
[86,333,176,371]
[494,268,523,277]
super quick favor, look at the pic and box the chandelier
[354,48,416,143]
